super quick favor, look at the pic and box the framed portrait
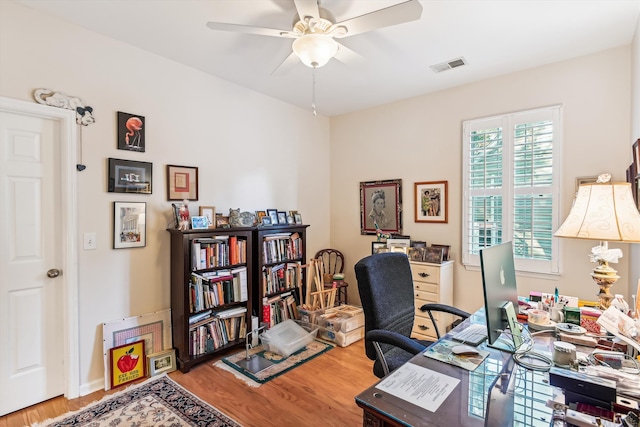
[294,213,303,224]
[147,349,176,377]
[114,202,146,249]
[423,246,444,264]
[408,247,426,262]
[108,158,152,194]
[267,209,278,225]
[360,179,402,235]
[117,111,145,152]
[255,210,267,223]
[110,340,146,389]
[191,216,209,229]
[199,206,216,229]
[287,215,295,224]
[166,164,198,201]
[261,216,272,226]
[371,241,388,255]
[431,244,450,261]
[215,214,230,228]
[414,181,447,223]
[277,211,287,224]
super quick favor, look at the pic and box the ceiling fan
[206,0,423,70]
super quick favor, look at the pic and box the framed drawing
[117,111,145,152]
[360,179,402,235]
[113,202,146,249]
[166,164,198,201]
[147,349,176,377]
[415,181,448,223]
[110,340,146,389]
[199,206,216,229]
[108,158,152,194]
[191,216,209,229]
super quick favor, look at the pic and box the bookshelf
[255,224,309,328]
[167,227,253,373]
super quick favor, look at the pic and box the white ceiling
[17,0,640,116]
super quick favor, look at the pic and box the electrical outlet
[84,232,97,250]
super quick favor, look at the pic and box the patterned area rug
[34,374,241,427]
[214,340,333,387]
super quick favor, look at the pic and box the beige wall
[0,1,331,393]
[631,14,640,305]
[331,47,635,313]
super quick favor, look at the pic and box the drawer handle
[418,324,430,330]
[419,272,430,278]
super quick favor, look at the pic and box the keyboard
[451,323,488,346]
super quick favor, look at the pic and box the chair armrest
[366,329,426,355]
[419,303,470,319]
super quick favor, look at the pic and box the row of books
[261,262,302,295]
[189,267,247,313]
[262,232,302,264]
[262,292,299,328]
[189,307,247,356]
[191,235,246,270]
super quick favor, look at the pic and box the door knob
[47,269,61,278]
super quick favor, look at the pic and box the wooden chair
[314,248,349,306]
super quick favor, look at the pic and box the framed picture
[386,238,410,248]
[414,181,448,223]
[360,179,402,235]
[199,206,216,229]
[108,158,152,194]
[255,210,267,223]
[633,138,639,177]
[191,216,209,229]
[371,241,388,255]
[431,244,450,261]
[294,213,303,225]
[408,247,426,262]
[117,111,145,152]
[423,246,444,264]
[267,209,278,225]
[215,214,230,228]
[277,211,287,224]
[166,164,198,201]
[110,340,146,389]
[147,349,176,377]
[287,215,295,224]
[114,202,146,249]
[261,216,272,226]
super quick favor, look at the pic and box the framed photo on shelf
[430,244,450,261]
[277,211,287,224]
[360,179,402,235]
[294,213,303,224]
[255,210,267,223]
[414,181,448,223]
[267,209,278,225]
[191,216,209,230]
[110,340,146,389]
[147,349,176,377]
[261,216,272,226]
[371,241,388,255]
[117,111,145,152]
[166,164,198,201]
[215,214,230,228]
[423,246,444,264]
[108,158,152,194]
[199,206,216,229]
[113,202,146,249]
[287,215,295,224]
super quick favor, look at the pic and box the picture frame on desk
[113,201,146,249]
[166,164,198,201]
[414,181,447,223]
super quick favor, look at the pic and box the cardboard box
[318,325,364,347]
[297,307,325,325]
[318,307,364,333]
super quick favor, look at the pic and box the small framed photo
[415,181,448,223]
[261,216,272,226]
[166,164,198,201]
[408,247,426,262]
[117,111,145,152]
[108,158,152,194]
[267,209,278,225]
[191,216,209,229]
[423,246,444,264]
[110,339,146,389]
[114,202,146,249]
[360,179,402,235]
[277,211,287,224]
[287,215,295,224]
[147,349,176,377]
[430,244,450,261]
[199,206,216,229]
[371,241,388,255]
[255,210,267,223]
[215,214,230,228]
[294,213,303,224]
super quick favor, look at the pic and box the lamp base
[591,261,619,310]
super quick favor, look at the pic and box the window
[462,106,562,275]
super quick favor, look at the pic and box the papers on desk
[375,362,460,413]
[597,307,640,352]
[423,339,490,371]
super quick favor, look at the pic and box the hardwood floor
[0,340,377,427]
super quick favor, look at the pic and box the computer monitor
[479,241,523,352]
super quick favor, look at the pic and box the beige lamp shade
[555,180,640,242]
[292,34,338,68]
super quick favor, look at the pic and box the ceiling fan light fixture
[292,34,338,68]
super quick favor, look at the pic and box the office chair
[314,248,349,305]
[355,252,469,378]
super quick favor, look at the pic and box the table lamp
[554,173,640,309]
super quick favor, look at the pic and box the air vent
[430,57,468,73]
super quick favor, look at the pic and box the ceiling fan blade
[271,51,300,75]
[333,42,364,64]
[293,0,320,21]
[336,0,423,38]
[206,21,296,38]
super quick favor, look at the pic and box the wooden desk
[355,310,562,427]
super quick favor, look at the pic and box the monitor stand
[488,301,524,354]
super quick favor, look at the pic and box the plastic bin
[260,319,318,357]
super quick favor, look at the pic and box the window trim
[462,105,563,275]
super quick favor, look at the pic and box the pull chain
[311,66,317,117]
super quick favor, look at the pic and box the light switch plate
[84,232,97,250]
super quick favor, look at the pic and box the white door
[0,98,78,415]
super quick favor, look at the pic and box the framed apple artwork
[110,339,146,388]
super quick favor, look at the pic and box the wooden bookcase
[255,224,309,328]
[167,227,253,373]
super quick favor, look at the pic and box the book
[423,339,490,371]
